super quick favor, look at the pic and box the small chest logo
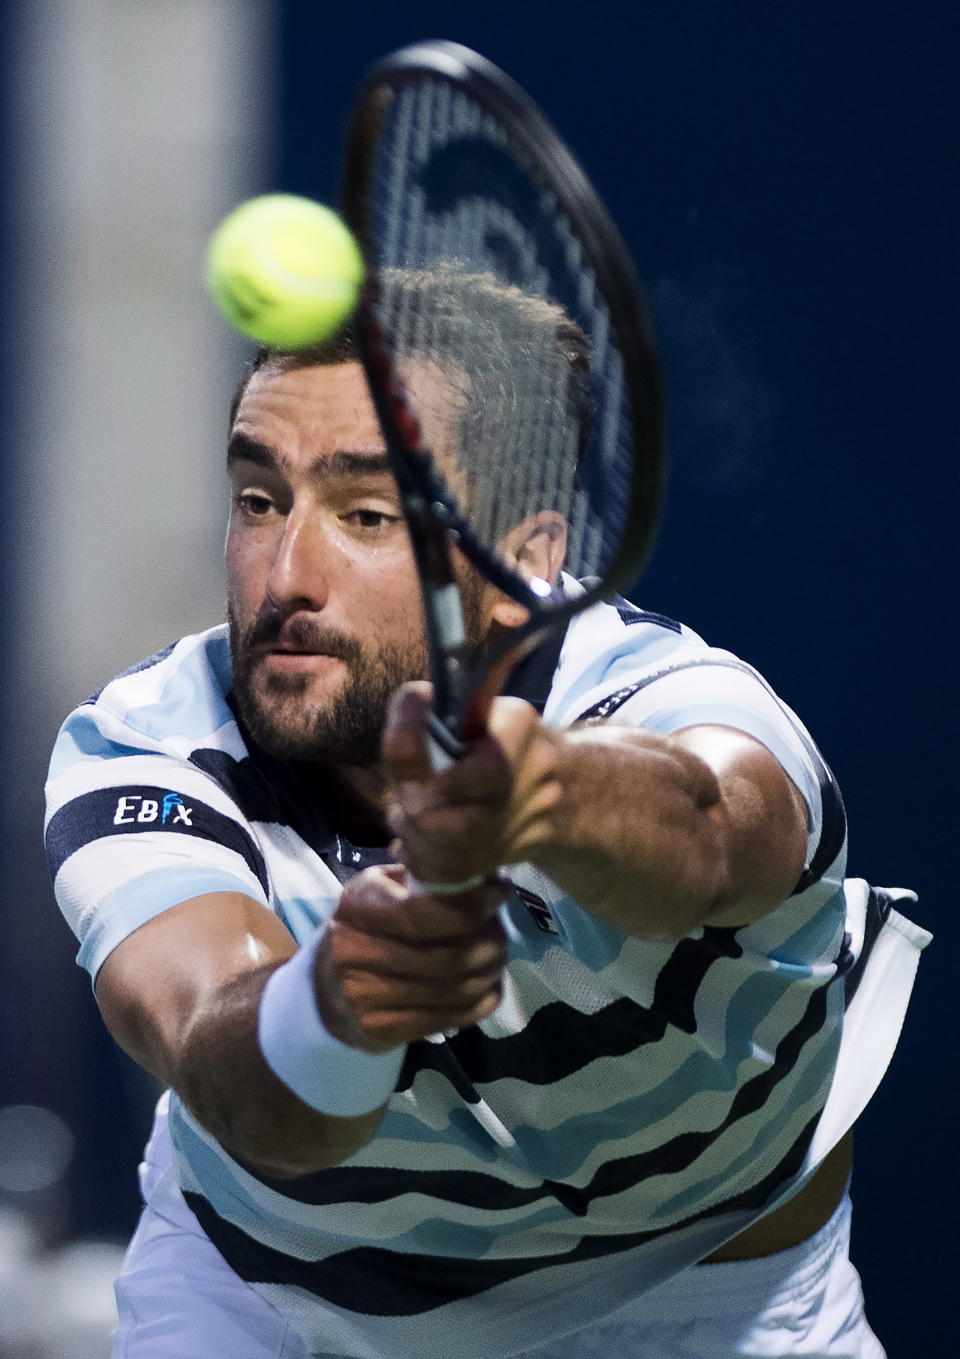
[113,792,194,827]
[514,885,559,935]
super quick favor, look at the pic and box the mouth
[261,649,346,675]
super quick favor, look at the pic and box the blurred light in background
[0,1105,74,1194]
[0,1105,122,1356]
[0,1211,124,1358]
[1,0,277,1351]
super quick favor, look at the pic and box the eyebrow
[226,432,393,481]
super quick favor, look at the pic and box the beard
[229,605,430,767]
[228,575,487,767]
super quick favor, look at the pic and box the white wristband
[257,932,404,1118]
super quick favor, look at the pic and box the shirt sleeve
[45,702,270,982]
[544,618,839,876]
[580,654,823,821]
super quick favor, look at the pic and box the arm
[384,685,809,941]
[534,721,809,936]
[95,891,380,1177]
[96,875,507,1177]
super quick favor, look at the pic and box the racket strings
[365,76,634,585]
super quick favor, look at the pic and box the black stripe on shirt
[239,965,831,1216]
[611,596,682,632]
[843,887,893,1004]
[44,785,268,894]
[397,928,744,1093]
[182,1113,819,1315]
[188,747,292,827]
[573,975,830,1205]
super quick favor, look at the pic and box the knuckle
[452,974,494,1004]
[356,1017,405,1052]
[489,696,537,739]
[466,942,503,973]
[338,969,375,1010]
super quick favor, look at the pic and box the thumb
[381,681,435,783]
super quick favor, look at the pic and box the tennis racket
[341,40,664,767]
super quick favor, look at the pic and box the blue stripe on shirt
[78,865,267,979]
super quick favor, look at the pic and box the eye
[344,507,402,531]
[234,490,275,518]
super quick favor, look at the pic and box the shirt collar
[226,620,568,863]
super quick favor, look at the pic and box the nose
[264,509,331,613]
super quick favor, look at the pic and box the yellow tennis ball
[205,194,364,349]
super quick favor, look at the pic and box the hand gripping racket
[341,41,665,769]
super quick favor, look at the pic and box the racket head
[341,41,665,744]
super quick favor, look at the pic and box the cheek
[225,531,265,616]
[360,554,423,633]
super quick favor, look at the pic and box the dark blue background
[1,4,953,1354]
[279,5,956,1353]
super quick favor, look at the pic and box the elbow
[701,839,806,930]
[222,1136,369,1179]
[178,1076,380,1175]
[172,975,386,1176]
[175,1037,383,1175]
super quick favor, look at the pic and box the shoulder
[43,627,281,981]
[543,590,714,727]
[49,626,237,773]
[546,591,818,791]
[82,625,233,744]
[45,623,254,888]
[545,590,846,897]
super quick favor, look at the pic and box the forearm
[529,726,727,938]
[175,962,388,1177]
[529,724,805,939]
[381,690,808,941]
[172,866,507,1175]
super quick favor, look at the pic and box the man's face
[226,359,482,766]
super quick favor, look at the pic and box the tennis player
[45,288,929,1357]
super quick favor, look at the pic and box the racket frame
[341,41,665,758]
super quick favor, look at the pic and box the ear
[489,512,568,628]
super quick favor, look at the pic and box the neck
[338,761,390,814]
[309,760,392,847]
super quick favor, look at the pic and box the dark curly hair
[228,267,592,544]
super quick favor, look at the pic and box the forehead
[231,358,467,467]
[232,360,380,454]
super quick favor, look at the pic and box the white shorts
[112,1177,884,1359]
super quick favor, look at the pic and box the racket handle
[426,730,454,772]
[413,723,496,896]
[406,871,488,896]
[425,710,465,771]
[424,647,520,771]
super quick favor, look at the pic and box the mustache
[243,612,364,663]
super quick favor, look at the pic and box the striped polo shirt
[44,592,929,1358]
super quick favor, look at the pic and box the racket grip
[425,709,465,771]
[406,871,488,896]
[404,874,522,953]
[425,730,455,773]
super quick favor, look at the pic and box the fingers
[336,865,509,937]
[314,866,510,1051]
[381,683,436,784]
[382,683,561,881]
[382,684,548,796]
[341,987,505,1051]
[335,905,508,976]
[339,965,504,1018]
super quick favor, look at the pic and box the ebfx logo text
[113,793,193,827]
